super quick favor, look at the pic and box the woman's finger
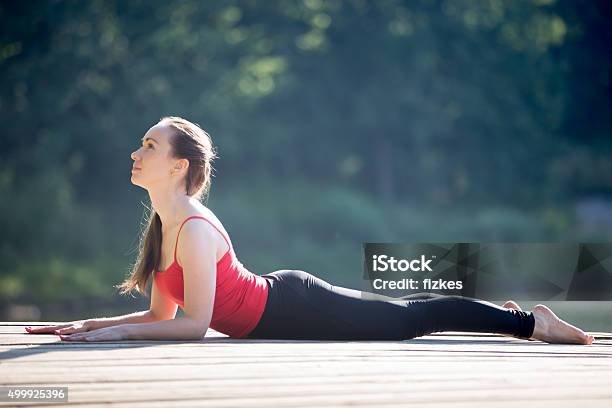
[25,326,54,333]
[26,324,71,334]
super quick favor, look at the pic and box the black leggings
[246,270,535,340]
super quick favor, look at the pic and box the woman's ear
[173,158,189,175]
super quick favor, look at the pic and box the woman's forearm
[121,316,208,341]
[88,310,159,330]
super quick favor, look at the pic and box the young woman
[26,117,594,345]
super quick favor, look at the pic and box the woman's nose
[131,150,139,160]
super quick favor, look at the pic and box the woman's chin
[130,176,143,187]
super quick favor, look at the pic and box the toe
[503,300,522,311]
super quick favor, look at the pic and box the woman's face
[130,124,180,189]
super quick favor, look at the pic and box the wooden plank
[2,385,612,408]
[2,381,612,406]
[4,361,612,385]
[1,323,611,407]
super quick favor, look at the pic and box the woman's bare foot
[529,304,594,345]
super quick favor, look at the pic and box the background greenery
[1,0,611,328]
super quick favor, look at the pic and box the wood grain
[1,323,611,407]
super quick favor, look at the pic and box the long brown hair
[116,116,218,297]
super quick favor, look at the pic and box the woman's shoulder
[180,204,232,250]
[184,203,222,227]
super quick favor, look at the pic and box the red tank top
[153,215,268,339]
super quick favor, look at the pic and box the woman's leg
[247,270,536,341]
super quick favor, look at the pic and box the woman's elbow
[194,329,208,340]
[190,320,210,339]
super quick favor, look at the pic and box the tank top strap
[172,215,232,263]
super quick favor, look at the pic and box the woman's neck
[148,187,192,231]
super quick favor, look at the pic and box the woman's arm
[121,221,218,340]
[29,277,178,336]
[91,265,180,330]
[58,314,206,342]
[26,310,159,335]
[62,220,218,342]
[87,310,159,330]
[121,316,206,340]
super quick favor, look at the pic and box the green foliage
[0,0,610,305]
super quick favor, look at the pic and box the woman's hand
[25,320,94,335]
[59,326,126,342]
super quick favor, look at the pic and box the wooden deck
[1,322,611,407]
